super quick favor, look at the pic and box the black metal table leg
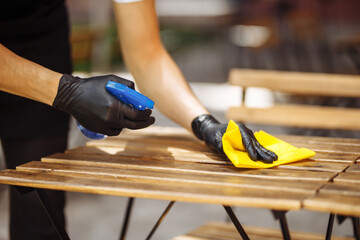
[119,197,135,240]
[325,213,335,240]
[35,188,70,240]
[223,206,250,240]
[352,217,360,240]
[272,210,291,240]
[336,214,360,240]
[145,201,175,240]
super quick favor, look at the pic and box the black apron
[0,0,72,138]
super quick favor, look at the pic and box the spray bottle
[78,81,154,139]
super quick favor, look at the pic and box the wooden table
[0,126,359,239]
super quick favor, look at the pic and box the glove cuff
[52,74,80,111]
[191,114,219,141]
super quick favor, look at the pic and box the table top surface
[0,126,359,216]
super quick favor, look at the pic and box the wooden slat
[86,134,209,152]
[346,164,360,172]
[173,221,355,240]
[66,145,227,165]
[227,105,360,130]
[334,172,360,183]
[289,142,360,155]
[229,68,360,97]
[277,135,360,146]
[272,135,360,163]
[0,169,309,210]
[320,182,360,197]
[17,161,325,194]
[87,131,198,146]
[276,160,348,172]
[307,152,356,163]
[120,126,191,137]
[42,153,337,181]
[303,192,360,216]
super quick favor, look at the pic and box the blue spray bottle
[78,81,154,139]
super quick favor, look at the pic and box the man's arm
[0,43,154,136]
[0,43,61,105]
[113,0,278,162]
[113,0,208,132]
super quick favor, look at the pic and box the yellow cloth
[222,120,316,168]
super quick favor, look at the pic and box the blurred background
[1,0,360,239]
[69,0,360,76]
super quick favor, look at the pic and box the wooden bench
[173,221,355,240]
[226,68,360,130]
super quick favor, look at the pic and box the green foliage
[160,28,216,53]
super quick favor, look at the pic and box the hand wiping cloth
[222,120,316,168]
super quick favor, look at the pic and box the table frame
[17,184,360,240]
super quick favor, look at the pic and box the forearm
[0,43,62,105]
[114,0,208,132]
[125,48,209,132]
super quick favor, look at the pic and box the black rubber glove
[191,114,277,163]
[53,74,155,136]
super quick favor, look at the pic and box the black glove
[191,114,277,163]
[53,74,155,136]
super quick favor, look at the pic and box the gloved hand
[53,74,155,136]
[191,114,277,163]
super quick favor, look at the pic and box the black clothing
[0,0,71,138]
[0,1,71,239]
[2,137,67,240]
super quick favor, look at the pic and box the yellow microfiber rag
[222,120,316,168]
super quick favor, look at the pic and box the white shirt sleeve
[113,0,143,3]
